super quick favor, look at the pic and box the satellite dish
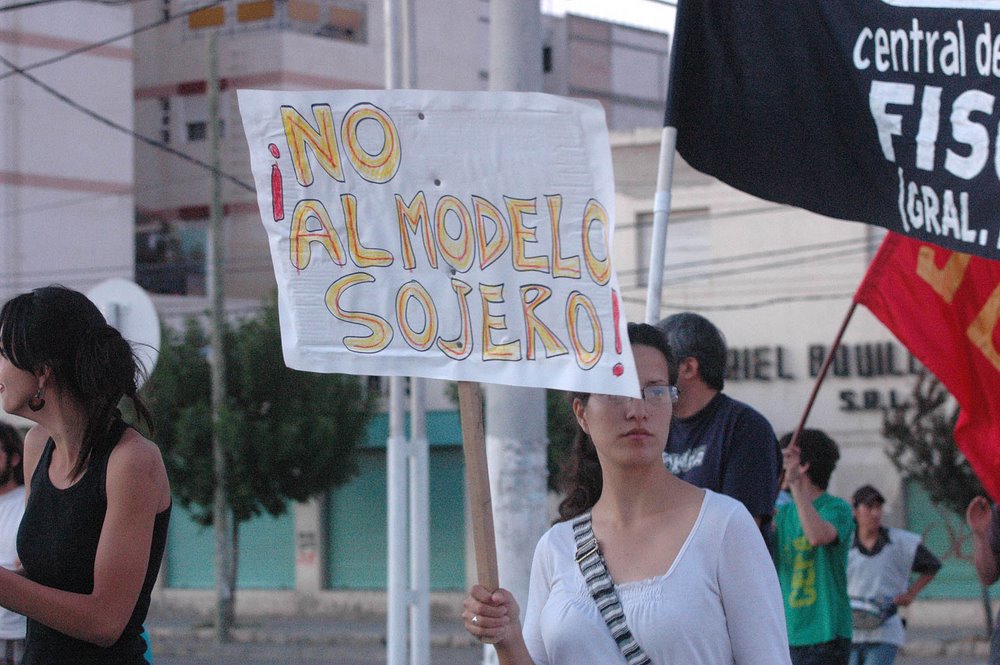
[86,278,161,390]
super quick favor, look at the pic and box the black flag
[667,0,1000,261]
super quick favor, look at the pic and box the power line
[0,1,223,83]
[622,291,856,312]
[0,0,136,11]
[0,0,60,9]
[2,172,221,221]
[617,203,792,232]
[0,0,255,193]
[616,235,872,278]
[5,0,138,7]
[0,261,136,280]
[622,243,878,288]
[0,52,255,193]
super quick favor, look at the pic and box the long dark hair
[556,322,675,521]
[0,422,23,486]
[0,285,152,479]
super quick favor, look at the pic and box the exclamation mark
[612,289,624,377]
[269,143,284,222]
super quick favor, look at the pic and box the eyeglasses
[597,384,680,406]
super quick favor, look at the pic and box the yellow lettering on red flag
[916,245,971,304]
[856,232,1000,503]
[968,283,1000,372]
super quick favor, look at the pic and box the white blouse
[522,490,791,665]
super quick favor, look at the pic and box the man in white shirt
[848,484,940,665]
[0,423,25,665]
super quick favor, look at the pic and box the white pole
[482,384,547,664]
[484,2,547,663]
[409,378,430,665]
[643,126,677,325]
[386,376,409,665]
[384,1,407,662]
[402,0,416,89]
[384,0,402,89]
[399,3,426,663]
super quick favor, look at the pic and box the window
[159,97,171,145]
[136,219,207,295]
[175,95,227,143]
[186,121,207,142]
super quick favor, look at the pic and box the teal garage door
[904,481,981,599]
[326,412,466,590]
[165,501,295,589]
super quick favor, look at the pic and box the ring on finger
[471,614,479,626]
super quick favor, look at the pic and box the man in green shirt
[774,429,854,665]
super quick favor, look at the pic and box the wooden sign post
[458,380,499,591]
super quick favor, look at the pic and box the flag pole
[644,126,678,325]
[788,301,859,448]
[644,1,687,325]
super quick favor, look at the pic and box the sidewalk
[146,605,988,659]
[900,625,989,659]
[145,606,478,652]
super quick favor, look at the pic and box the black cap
[853,484,886,507]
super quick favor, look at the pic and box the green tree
[882,369,990,633]
[546,390,579,491]
[142,296,376,622]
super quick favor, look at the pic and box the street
[146,608,990,665]
[900,656,982,665]
[151,642,985,665]
[154,642,483,665]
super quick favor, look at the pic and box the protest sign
[238,89,638,396]
[239,89,639,590]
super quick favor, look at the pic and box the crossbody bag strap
[572,513,653,665]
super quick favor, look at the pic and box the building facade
[0,3,135,305]
[132,0,671,301]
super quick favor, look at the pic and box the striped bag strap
[572,513,653,665]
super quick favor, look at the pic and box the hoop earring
[28,389,45,412]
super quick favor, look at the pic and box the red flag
[855,232,1000,500]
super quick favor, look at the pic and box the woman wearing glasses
[464,322,789,665]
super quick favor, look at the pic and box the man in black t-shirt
[657,312,781,527]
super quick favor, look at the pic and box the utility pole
[384,2,426,665]
[483,2,547,664]
[385,1,405,659]
[207,30,234,643]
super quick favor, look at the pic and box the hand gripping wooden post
[458,381,499,591]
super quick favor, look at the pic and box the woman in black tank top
[0,286,172,665]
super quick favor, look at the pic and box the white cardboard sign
[238,89,638,395]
